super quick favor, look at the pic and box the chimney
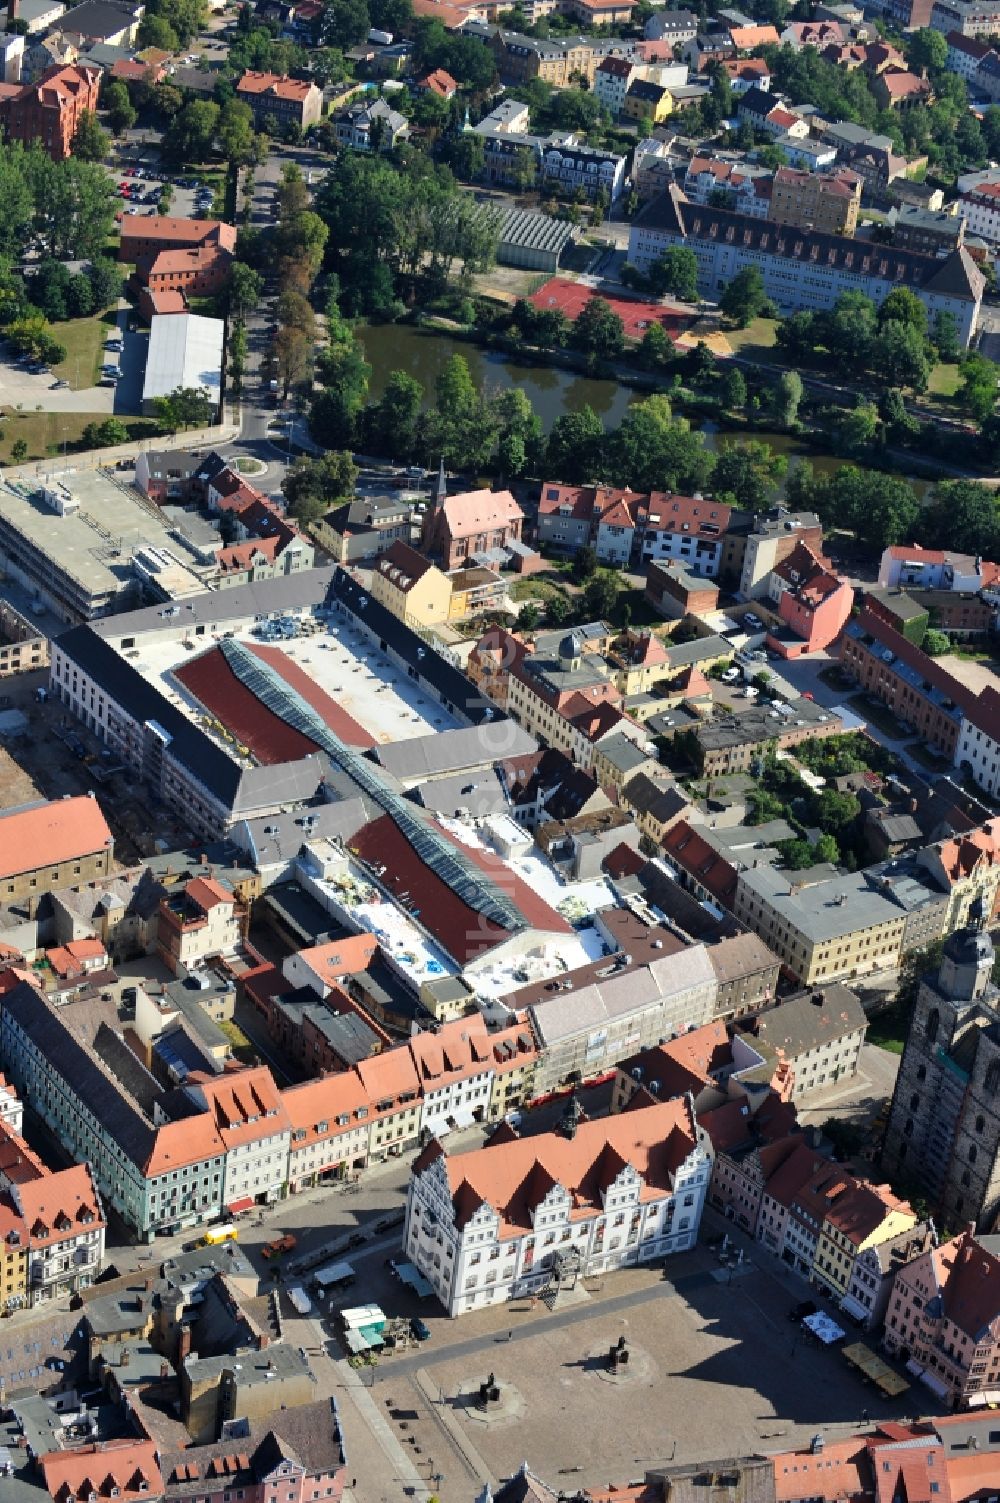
[7,0,19,21]
[257,1333,270,1350]
[144,1275,154,1291]
[177,1325,192,1362]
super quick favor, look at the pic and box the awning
[227,1197,254,1215]
[964,1390,1000,1408]
[839,1295,870,1324]
[919,1368,952,1401]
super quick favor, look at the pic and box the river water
[357,322,930,492]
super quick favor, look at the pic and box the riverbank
[357,318,966,489]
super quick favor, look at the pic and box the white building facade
[403,1099,713,1316]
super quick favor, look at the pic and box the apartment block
[768,166,862,235]
[235,70,323,129]
[629,187,985,346]
[733,865,909,985]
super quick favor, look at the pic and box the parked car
[262,1233,297,1260]
[50,378,68,389]
[410,1316,431,1342]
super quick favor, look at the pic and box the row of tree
[775,287,962,398]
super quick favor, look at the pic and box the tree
[646,245,699,302]
[711,441,785,509]
[572,545,598,584]
[582,569,619,622]
[609,395,713,494]
[822,1117,865,1162]
[66,273,95,318]
[570,296,625,364]
[10,438,27,463]
[906,25,948,74]
[103,78,137,136]
[71,110,109,162]
[720,367,747,411]
[958,352,999,422]
[879,286,929,337]
[218,99,256,163]
[518,603,541,631]
[923,628,951,655]
[821,291,878,368]
[637,320,672,371]
[138,10,179,46]
[545,406,604,485]
[87,258,124,310]
[163,100,220,164]
[835,401,880,455]
[875,320,930,393]
[441,132,485,181]
[282,450,358,521]
[226,261,263,319]
[931,309,960,363]
[366,369,423,459]
[153,385,215,431]
[321,0,370,48]
[719,266,772,328]
[772,369,803,428]
[82,417,129,447]
[918,480,998,555]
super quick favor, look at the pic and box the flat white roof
[142,314,224,407]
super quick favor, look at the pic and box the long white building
[629,186,985,346]
[403,1097,713,1316]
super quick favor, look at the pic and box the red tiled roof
[18,1163,104,1249]
[348,813,571,964]
[42,1440,163,1503]
[660,819,738,904]
[418,67,458,95]
[173,641,375,763]
[0,796,112,880]
[236,70,317,101]
[426,1097,698,1237]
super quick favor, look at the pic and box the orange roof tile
[42,1440,163,1503]
[419,1097,698,1238]
[185,876,234,911]
[144,1113,226,1177]
[0,796,112,881]
[17,1163,104,1249]
[236,69,318,101]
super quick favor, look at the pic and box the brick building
[0,61,100,159]
[0,795,114,906]
[839,605,972,758]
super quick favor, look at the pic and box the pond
[357,322,930,495]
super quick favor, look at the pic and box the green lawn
[52,313,118,389]
[511,577,571,605]
[0,410,158,464]
[926,362,961,399]
[724,316,779,358]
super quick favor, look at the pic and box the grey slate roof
[1,981,154,1166]
[370,722,536,782]
[748,983,867,1056]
